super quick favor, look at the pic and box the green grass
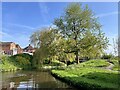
[41,60,67,70]
[51,59,119,89]
[80,59,110,67]
[67,59,110,69]
[111,59,119,71]
[50,60,67,66]
[43,60,67,66]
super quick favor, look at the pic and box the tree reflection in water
[1,70,75,89]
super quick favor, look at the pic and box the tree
[50,37,76,64]
[113,37,118,56]
[54,3,108,63]
[30,27,57,67]
[80,31,108,59]
[30,30,41,48]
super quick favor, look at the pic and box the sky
[1,2,118,54]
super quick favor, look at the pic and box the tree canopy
[54,3,109,63]
[30,3,109,67]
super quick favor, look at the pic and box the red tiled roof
[23,44,34,50]
[0,42,14,46]
[0,42,13,45]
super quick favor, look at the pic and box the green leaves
[30,3,109,66]
[53,3,108,63]
[10,53,32,69]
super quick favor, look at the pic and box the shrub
[43,59,50,64]
[50,60,66,66]
[0,55,18,71]
[10,53,33,70]
[11,53,33,61]
[101,54,113,59]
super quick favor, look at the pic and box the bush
[0,55,19,71]
[10,53,33,70]
[50,60,66,66]
[101,54,113,59]
[43,59,50,64]
[11,53,33,61]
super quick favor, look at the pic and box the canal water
[0,70,76,89]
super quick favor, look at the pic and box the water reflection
[1,70,74,89]
[17,81,33,89]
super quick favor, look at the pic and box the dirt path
[106,63,114,70]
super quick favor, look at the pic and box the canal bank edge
[51,70,118,90]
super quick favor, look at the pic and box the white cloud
[14,35,30,48]
[39,3,48,14]
[96,11,118,18]
[0,31,13,38]
[1,31,30,48]
[2,23,53,48]
[38,2,50,23]
[2,23,37,35]
[9,23,35,30]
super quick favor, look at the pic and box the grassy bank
[111,59,119,71]
[51,59,119,89]
[0,53,33,72]
[0,55,21,72]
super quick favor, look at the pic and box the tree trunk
[75,51,79,64]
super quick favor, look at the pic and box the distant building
[23,44,35,55]
[0,42,23,55]
[16,44,23,54]
[0,42,35,56]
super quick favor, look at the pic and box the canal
[0,70,76,89]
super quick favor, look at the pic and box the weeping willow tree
[30,27,55,67]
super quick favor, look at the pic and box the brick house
[16,44,23,54]
[23,44,35,55]
[0,42,23,55]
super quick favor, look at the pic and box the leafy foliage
[54,3,109,63]
[0,54,33,71]
[0,55,19,71]
[30,3,109,68]
[10,53,33,69]
[31,28,57,68]
[101,54,113,59]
